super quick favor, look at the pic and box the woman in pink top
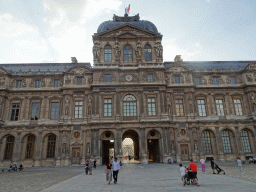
[200,158,206,173]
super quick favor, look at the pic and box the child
[179,164,186,186]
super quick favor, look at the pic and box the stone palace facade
[0,14,256,167]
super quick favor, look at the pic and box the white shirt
[113,161,120,171]
[180,167,186,176]
[200,159,205,164]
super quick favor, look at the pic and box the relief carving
[154,42,163,61]
[201,76,207,85]
[49,79,54,87]
[29,79,35,87]
[208,76,213,84]
[0,77,6,86]
[226,77,231,84]
[114,41,121,63]
[88,75,93,84]
[41,79,46,87]
[246,73,253,82]
[70,67,90,75]
[219,76,225,84]
[65,75,71,84]
[83,77,86,85]
[93,42,100,61]
[135,41,142,63]
[10,79,15,87]
[165,75,169,83]
[185,73,191,83]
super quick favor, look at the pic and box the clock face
[126,75,133,81]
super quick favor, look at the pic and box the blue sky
[0,0,255,64]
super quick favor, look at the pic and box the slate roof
[164,61,256,72]
[0,63,91,75]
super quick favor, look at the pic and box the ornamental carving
[154,42,163,61]
[119,73,138,82]
[165,75,169,83]
[208,76,213,84]
[49,79,54,87]
[180,73,184,84]
[29,79,35,87]
[219,76,225,84]
[0,77,5,86]
[185,73,191,83]
[65,75,71,84]
[135,41,142,63]
[10,79,15,87]
[22,79,27,87]
[226,77,231,84]
[70,67,90,75]
[114,41,121,63]
[99,72,116,82]
[142,71,158,81]
[83,77,86,85]
[88,75,93,84]
[41,79,46,87]
[168,66,187,73]
[246,73,253,82]
[201,76,207,85]
[0,68,7,74]
[93,42,100,61]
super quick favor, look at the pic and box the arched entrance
[122,130,140,162]
[147,130,160,163]
[101,131,115,165]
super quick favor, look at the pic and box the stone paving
[1,162,256,192]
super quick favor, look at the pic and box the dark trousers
[113,170,118,182]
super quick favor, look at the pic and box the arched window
[124,45,132,62]
[47,134,56,158]
[104,45,112,62]
[144,44,152,61]
[221,131,232,154]
[4,135,15,160]
[25,135,36,159]
[123,95,137,117]
[202,131,212,154]
[241,130,251,153]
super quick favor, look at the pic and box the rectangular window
[213,77,219,85]
[230,77,236,85]
[10,103,20,121]
[75,101,83,119]
[148,98,156,116]
[197,100,206,116]
[16,80,22,88]
[147,74,153,82]
[195,78,201,85]
[222,131,232,154]
[77,77,82,85]
[175,99,184,116]
[51,103,59,120]
[54,80,60,88]
[31,102,40,120]
[234,99,243,116]
[35,80,41,88]
[215,99,224,116]
[105,74,111,83]
[104,99,112,117]
[174,76,180,84]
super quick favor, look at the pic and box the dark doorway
[148,139,159,162]
[102,140,114,165]
[122,130,140,161]
[180,144,189,161]
[72,148,80,164]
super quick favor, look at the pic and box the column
[81,130,86,165]
[140,91,144,115]
[64,130,71,166]
[25,97,30,120]
[34,131,43,166]
[235,126,245,160]
[160,91,163,114]
[90,129,95,157]
[163,91,167,113]
[92,93,95,115]
[140,127,148,164]
[96,93,99,115]
[188,127,195,154]
[44,96,50,120]
[215,127,225,162]
[56,130,62,166]
[196,127,203,157]
[13,132,22,163]
[3,98,10,121]
[116,92,120,115]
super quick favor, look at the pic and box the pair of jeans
[113,170,118,182]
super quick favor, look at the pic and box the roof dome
[97,14,158,34]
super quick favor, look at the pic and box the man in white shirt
[112,157,120,184]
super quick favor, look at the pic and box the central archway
[122,130,140,162]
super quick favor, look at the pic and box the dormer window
[16,80,22,88]
[147,74,153,82]
[77,77,82,85]
[35,80,41,88]
[231,77,236,85]
[124,45,132,62]
[174,76,180,84]
[213,77,219,85]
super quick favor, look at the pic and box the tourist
[188,159,200,186]
[211,158,216,174]
[111,156,114,165]
[94,159,97,168]
[105,161,112,184]
[237,157,244,174]
[179,164,186,186]
[112,157,120,184]
[88,160,93,175]
[18,164,23,171]
[85,160,89,175]
[200,158,206,173]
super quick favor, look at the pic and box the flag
[125,4,130,14]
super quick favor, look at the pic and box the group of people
[249,157,256,164]
[8,164,23,172]
[179,159,200,187]
[105,157,121,185]
[85,159,97,175]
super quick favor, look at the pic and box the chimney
[71,57,78,63]
[174,55,183,62]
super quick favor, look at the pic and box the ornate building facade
[0,14,256,167]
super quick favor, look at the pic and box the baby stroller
[215,164,225,174]
[184,172,195,185]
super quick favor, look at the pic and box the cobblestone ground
[0,167,82,192]
[200,162,256,183]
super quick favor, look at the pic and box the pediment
[65,66,92,75]
[166,64,190,73]
[0,67,8,75]
[244,62,256,71]
[96,23,159,38]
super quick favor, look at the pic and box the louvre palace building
[0,13,256,167]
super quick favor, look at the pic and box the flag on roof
[125,4,130,14]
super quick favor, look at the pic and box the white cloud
[0,13,38,37]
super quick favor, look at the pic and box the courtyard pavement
[1,162,256,192]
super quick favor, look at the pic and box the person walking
[105,161,112,184]
[85,160,89,175]
[179,164,186,186]
[111,156,114,165]
[112,157,120,184]
[211,158,216,174]
[200,158,206,173]
[94,159,97,169]
[188,159,200,186]
[88,160,93,175]
[237,157,244,174]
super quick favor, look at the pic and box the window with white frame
[213,77,219,85]
[148,98,156,116]
[104,45,112,62]
[123,95,137,117]
[215,99,224,116]
[147,74,153,82]
[75,101,83,118]
[195,78,201,85]
[233,99,243,116]
[221,131,232,154]
[51,102,59,120]
[241,130,251,153]
[16,80,22,88]
[54,80,60,87]
[31,102,40,120]
[35,80,41,88]
[202,131,213,154]
[174,76,180,84]
[230,77,236,85]
[197,100,206,116]
[10,103,20,121]
[175,99,184,116]
[77,77,82,85]
[104,98,112,117]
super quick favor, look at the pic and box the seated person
[18,164,23,171]
[188,159,200,186]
